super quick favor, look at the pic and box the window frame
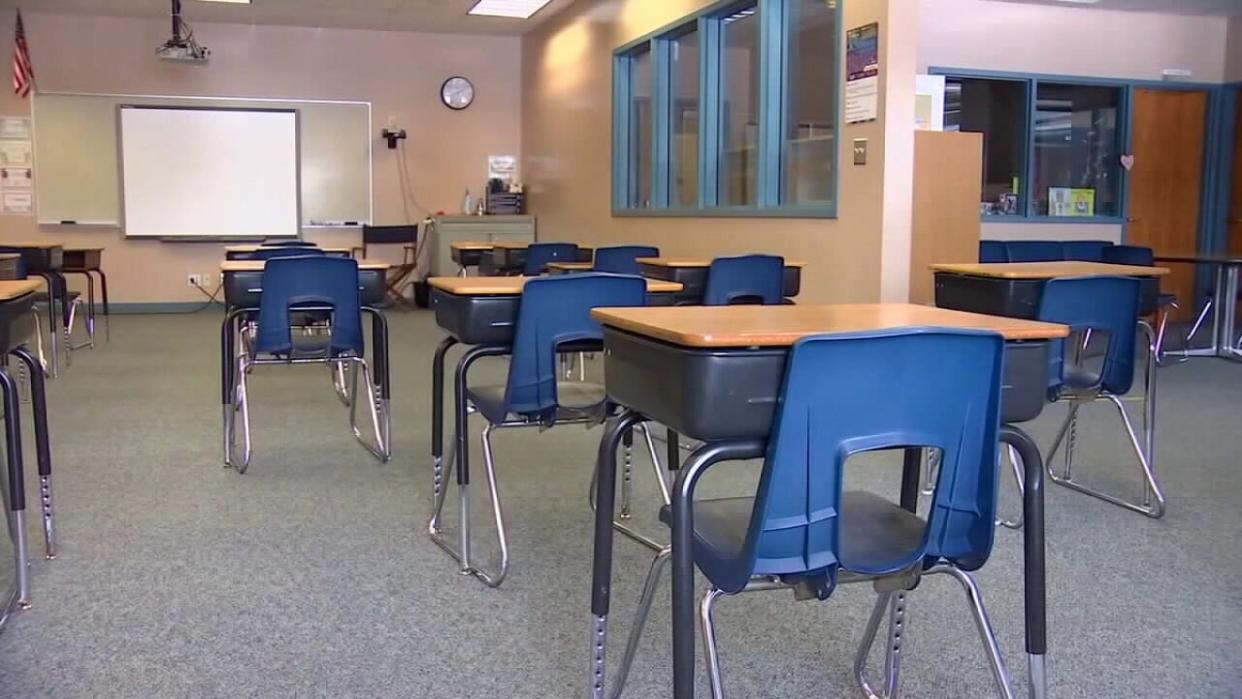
[612,0,842,219]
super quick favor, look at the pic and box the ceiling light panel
[468,0,555,19]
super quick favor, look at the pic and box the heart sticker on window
[1120,154,1136,171]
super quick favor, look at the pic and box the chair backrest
[708,329,1005,594]
[261,240,318,248]
[249,247,327,261]
[1038,276,1141,396]
[1005,241,1064,262]
[503,274,648,419]
[255,256,364,356]
[593,246,660,275]
[523,243,580,275]
[1060,240,1113,262]
[703,254,785,306]
[362,225,419,246]
[1101,244,1155,267]
[979,240,1009,263]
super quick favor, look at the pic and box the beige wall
[0,12,523,304]
[1228,15,1242,83]
[522,0,917,304]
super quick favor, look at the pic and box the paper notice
[0,141,31,167]
[0,117,31,141]
[845,23,880,124]
[2,191,32,215]
[1,167,32,190]
[488,155,518,182]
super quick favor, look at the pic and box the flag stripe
[13,10,34,98]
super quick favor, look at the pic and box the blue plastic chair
[1038,276,1165,518]
[523,243,580,276]
[1102,245,1179,359]
[703,255,785,306]
[1061,240,1113,262]
[1005,241,1063,262]
[612,329,1015,698]
[978,240,1009,263]
[434,274,661,588]
[228,256,388,472]
[594,246,660,275]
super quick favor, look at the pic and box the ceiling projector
[157,0,210,63]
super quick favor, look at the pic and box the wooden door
[1230,102,1242,255]
[1128,89,1209,320]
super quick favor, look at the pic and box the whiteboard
[120,107,300,239]
[32,93,371,228]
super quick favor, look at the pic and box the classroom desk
[489,242,593,275]
[636,257,806,304]
[425,275,683,579]
[932,261,1169,320]
[223,246,354,260]
[0,279,57,617]
[0,254,21,281]
[218,260,392,464]
[586,304,1069,699]
[62,247,107,344]
[0,243,70,377]
[1154,253,1242,361]
[449,242,493,276]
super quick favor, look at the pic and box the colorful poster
[845,23,880,124]
[1049,187,1096,217]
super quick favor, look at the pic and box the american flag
[12,10,33,98]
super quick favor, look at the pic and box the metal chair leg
[428,419,510,588]
[920,449,940,496]
[700,587,729,699]
[475,424,511,586]
[347,358,389,462]
[229,354,253,473]
[637,423,671,507]
[924,565,1015,699]
[587,433,667,552]
[332,361,351,406]
[29,309,47,379]
[609,547,671,699]
[855,591,903,699]
[997,444,1025,530]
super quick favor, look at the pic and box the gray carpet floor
[0,310,1239,698]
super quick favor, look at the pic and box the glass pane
[671,31,700,208]
[783,0,837,206]
[719,5,760,207]
[945,78,1026,217]
[628,48,653,209]
[1033,83,1122,218]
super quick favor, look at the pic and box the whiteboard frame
[31,90,373,230]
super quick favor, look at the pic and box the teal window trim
[612,0,840,219]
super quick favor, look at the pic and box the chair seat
[34,291,81,303]
[467,381,608,424]
[660,490,926,579]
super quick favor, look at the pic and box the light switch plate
[853,138,868,166]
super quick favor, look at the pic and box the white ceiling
[0,0,579,34]
[987,0,1242,16]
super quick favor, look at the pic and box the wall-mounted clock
[441,77,475,111]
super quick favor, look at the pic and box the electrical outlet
[187,273,204,287]
[200,273,212,287]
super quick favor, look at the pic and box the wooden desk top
[220,260,390,273]
[492,242,593,250]
[224,245,353,254]
[931,261,1169,279]
[637,257,807,269]
[592,304,1069,348]
[547,262,594,271]
[0,279,43,300]
[450,242,495,251]
[63,246,104,253]
[428,276,682,295]
[0,242,61,249]
[1155,252,1242,265]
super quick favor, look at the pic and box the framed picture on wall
[1048,187,1096,217]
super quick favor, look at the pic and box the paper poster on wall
[1,191,32,214]
[1048,187,1096,217]
[845,23,880,124]
[914,75,945,131]
[488,155,518,183]
[1,167,32,190]
[0,141,31,167]
[0,117,30,140]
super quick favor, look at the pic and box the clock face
[441,77,475,111]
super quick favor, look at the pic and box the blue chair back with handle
[703,254,785,306]
[1005,241,1063,262]
[1061,241,1113,262]
[978,241,1009,263]
[594,246,660,275]
[249,247,326,261]
[696,329,1005,594]
[1101,244,1154,266]
[503,274,648,421]
[255,256,363,357]
[1038,276,1141,397]
[523,243,580,276]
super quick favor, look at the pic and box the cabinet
[428,215,537,277]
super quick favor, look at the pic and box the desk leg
[364,307,391,455]
[96,268,110,342]
[11,348,52,560]
[221,309,246,465]
[0,367,30,608]
[34,274,59,378]
[1001,425,1047,699]
[900,447,922,513]
[589,411,645,699]
[431,337,458,485]
[665,428,680,472]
